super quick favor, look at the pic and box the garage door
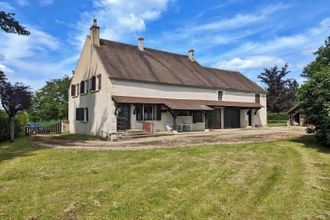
[224,108,240,128]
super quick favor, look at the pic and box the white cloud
[223,17,330,58]
[213,56,285,70]
[17,0,29,6]
[189,3,288,32]
[0,64,14,75]
[40,0,54,6]
[0,26,74,89]
[72,0,172,47]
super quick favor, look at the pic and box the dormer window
[218,91,223,101]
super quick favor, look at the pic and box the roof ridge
[100,38,190,58]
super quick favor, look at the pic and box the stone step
[117,132,174,140]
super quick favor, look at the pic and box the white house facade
[68,20,267,137]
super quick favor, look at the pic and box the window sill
[90,90,100,93]
[80,93,87,96]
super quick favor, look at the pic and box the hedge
[268,112,288,121]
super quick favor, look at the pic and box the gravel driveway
[31,127,307,151]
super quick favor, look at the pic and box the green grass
[0,137,329,219]
[268,120,288,127]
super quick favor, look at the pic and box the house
[68,20,267,136]
[288,104,306,126]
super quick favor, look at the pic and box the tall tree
[258,64,298,113]
[30,75,71,122]
[298,37,330,147]
[0,11,30,35]
[0,70,32,142]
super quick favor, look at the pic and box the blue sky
[0,0,329,90]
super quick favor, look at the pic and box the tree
[30,75,71,122]
[0,11,30,35]
[298,37,330,147]
[0,70,32,142]
[258,64,298,113]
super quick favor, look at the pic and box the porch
[113,96,263,133]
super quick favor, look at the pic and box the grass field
[0,136,329,219]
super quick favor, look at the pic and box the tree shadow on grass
[0,137,46,163]
[289,135,330,154]
[30,134,106,147]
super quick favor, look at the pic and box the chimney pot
[188,49,195,61]
[90,19,100,47]
[138,37,144,51]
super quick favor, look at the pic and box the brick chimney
[188,49,195,61]
[138,37,144,51]
[90,19,100,47]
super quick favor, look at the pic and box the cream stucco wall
[110,80,267,129]
[68,36,115,135]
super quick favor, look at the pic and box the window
[71,85,76,97]
[177,110,192,116]
[144,105,153,120]
[97,74,101,90]
[135,104,143,121]
[80,81,85,94]
[193,112,204,123]
[255,94,260,104]
[76,108,88,122]
[135,104,161,121]
[218,91,223,100]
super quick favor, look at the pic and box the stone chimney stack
[138,37,144,51]
[188,49,195,61]
[90,19,100,47]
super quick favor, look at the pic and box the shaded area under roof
[112,96,263,110]
[96,39,266,94]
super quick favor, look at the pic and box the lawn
[0,137,329,219]
[268,119,288,127]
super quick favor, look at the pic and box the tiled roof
[96,39,266,94]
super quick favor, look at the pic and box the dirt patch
[32,127,306,151]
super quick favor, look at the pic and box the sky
[0,0,329,90]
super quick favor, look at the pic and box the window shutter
[85,80,89,93]
[97,74,101,90]
[85,108,88,122]
[71,85,76,96]
[156,105,161,120]
[91,76,96,91]
[80,81,85,94]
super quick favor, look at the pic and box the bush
[0,109,28,142]
[268,112,288,121]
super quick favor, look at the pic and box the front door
[206,109,221,129]
[117,104,131,131]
